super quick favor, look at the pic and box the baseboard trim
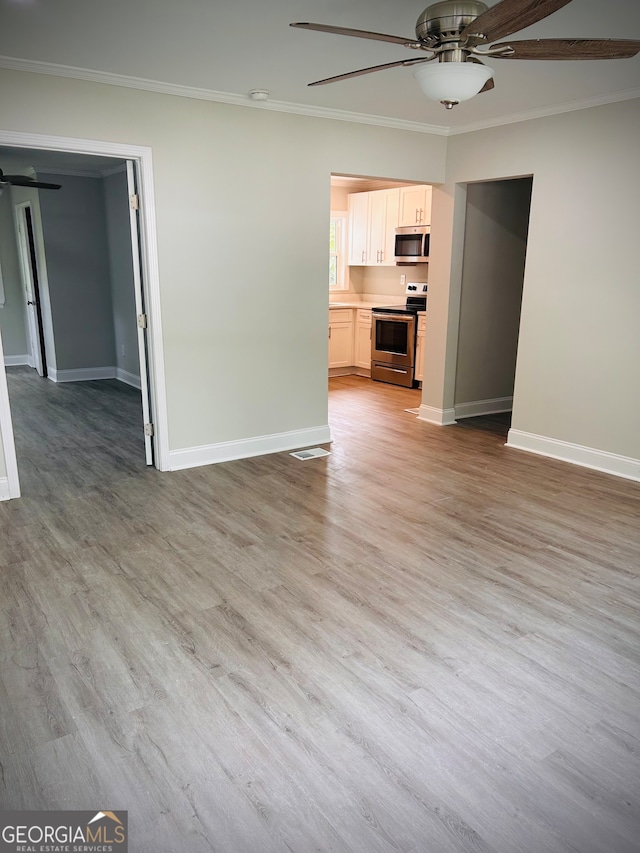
[4,354,33,367]
[116,368,141,389]
[416,404,457,426]
[0,477,10,501]
[507,429,640,482]
[455,396,513,419]
[48,366,117,383]
[168,425,332,471]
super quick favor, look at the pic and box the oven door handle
[372,313,414,322]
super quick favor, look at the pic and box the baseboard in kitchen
[507,429,640,482]
[168,425,332,471]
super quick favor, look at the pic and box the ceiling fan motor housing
[416,0,488,44]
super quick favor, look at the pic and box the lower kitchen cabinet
[415,313,426,383]
[328,309,354,368]
[354,309,372,370]
[329,307,372,375]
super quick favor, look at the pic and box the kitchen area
[329,177,432,391]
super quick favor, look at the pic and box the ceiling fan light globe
[413,61,493,105]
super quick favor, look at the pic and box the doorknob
[27,300,37,305]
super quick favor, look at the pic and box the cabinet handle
[328,327,331,339]
[415,209,419,224]
[380,250,383,262]
[419,207,424,222]
[362,249,366,263]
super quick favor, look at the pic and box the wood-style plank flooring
[1,367,640,853]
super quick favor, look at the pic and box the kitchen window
[329,212,347,290]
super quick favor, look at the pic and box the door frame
[14,200,48,376]
[0,130,170,495]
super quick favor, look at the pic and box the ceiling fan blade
[291,22,421,48]
[308,57,432,87]
[479,76,495,93]
[462,0,572,44]
[5,175,62,189]
[490,38,640,60]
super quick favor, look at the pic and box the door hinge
[137,313,148,329]
[130,193,140,210]
[144,423,154,437]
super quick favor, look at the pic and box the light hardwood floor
[1,368,639,853]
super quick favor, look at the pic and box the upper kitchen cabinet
[398,185,432,227]
[368,188,400,267]
[348,191,369,266]
[348,188,400,267]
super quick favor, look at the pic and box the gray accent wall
[38,173,116,371]
[454,178,532,408]
[0,190,28,358]
[103,169,139,382]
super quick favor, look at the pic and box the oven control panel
[406,282,428,295]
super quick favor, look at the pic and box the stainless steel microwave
[394,225,430,264]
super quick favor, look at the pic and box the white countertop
[329,301,390,310]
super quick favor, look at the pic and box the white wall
[4,68,636,481]
[425,98,640,471]
[0,69,447,458]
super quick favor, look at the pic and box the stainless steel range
[371,282,427,387]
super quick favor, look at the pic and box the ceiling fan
[291,0,640,109]
[0,169,61,191]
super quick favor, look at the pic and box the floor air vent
[290,447,331,460]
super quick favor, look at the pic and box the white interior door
[14,202,45,376]
[126,161,154,465]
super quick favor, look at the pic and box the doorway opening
[0,132,168,500]
[328,173,431,420]
[453,176,533,426]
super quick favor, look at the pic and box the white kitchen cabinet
[415,312,426,383]
[398,185,432,227]
[354,309,373,370]
[347,192,369,266]
[348,188,400,266]
[368,188,400,266]
[328,309,354,368]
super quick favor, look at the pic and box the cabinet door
[368,191,386,265]
[348,192,369,265]
[329,311,354,367]
[415,315,426,382]
[415,334,424,382]
[368,188,400,266]
[355,310,372,368]
[399,185,432,226]
[382,189,400,265]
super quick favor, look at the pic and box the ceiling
[1,0,639,133]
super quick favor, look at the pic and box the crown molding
[2,55,638,140]
[448,87,640,135]
[0,55,449,137]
